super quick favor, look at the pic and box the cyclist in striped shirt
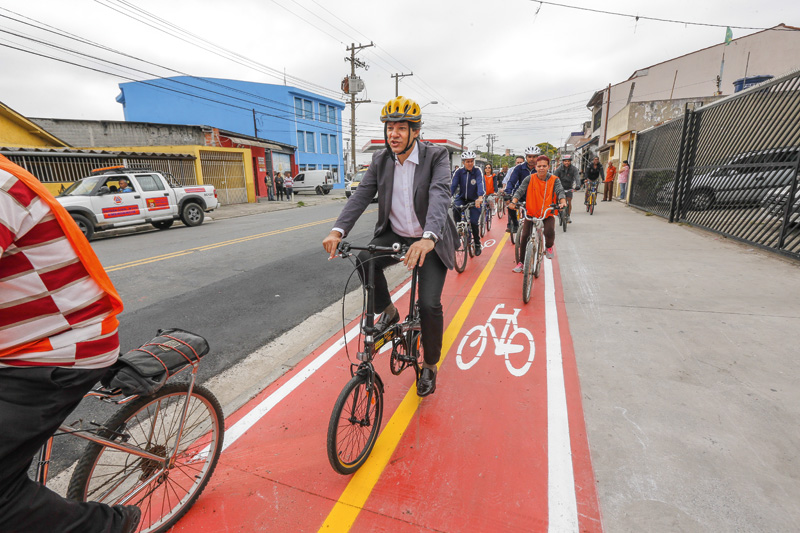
[0,155,140,532]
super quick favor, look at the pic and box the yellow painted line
[104,210,376,272]
[319,232,510,532]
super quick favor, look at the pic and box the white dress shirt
[388,142,424,238]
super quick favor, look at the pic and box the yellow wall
[0,114,66,147]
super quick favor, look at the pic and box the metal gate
[2,152,197,186]
[630,69,800,259]
[199,150,248,205]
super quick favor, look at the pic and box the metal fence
[3,152,198,188]
[630,69,800,259]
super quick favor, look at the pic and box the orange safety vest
[484,173,495,195]
[525,173,558,219]
[0,155,124,358]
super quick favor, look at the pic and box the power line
[529,0,782,31]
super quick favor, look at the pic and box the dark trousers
[285,187,293,200]
[603,181,614,201]
[276,186,285,201]
[356,228,448,366]
[507,208,518,231]
[518,216,556,260]
[0,366,127,532]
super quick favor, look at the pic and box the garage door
[199,150,248,205]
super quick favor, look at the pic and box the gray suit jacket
[334,140,457,269]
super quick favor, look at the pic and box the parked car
[344,168,377,202]
[292,169,333,195]
[761,183,800,227]
[656,146,799,210]
[57,166,218,240]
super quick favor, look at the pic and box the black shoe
[375,308,400,332]
[115,505,142,533]
[417,367,437,397]
[474,244,482,256]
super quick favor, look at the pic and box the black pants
[276,186,284,200]
[507,207,518,231]
[356,228,448,366]
[0,366,127,533]
[518,216,556,260]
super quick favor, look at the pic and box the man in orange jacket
[0,155,140,532]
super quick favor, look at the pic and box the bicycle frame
[36,363,200,492]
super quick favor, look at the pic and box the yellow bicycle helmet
[380,96,422,124]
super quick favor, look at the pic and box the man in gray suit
[322,96,456,397]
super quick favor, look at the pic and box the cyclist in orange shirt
[484,163,496,217]
[509,155,567,271]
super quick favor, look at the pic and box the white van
[291,170,334,195]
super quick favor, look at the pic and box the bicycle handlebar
[523,204,558,221]
[337,240,407,258]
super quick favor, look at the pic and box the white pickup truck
[56,166,219,241]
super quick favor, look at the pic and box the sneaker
[512,262,523,273]
[114,505,142,533]
[474,244,482,256]
[568,219,572,224]
[545,247,554,259]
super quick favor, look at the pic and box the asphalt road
[47,201,379,477]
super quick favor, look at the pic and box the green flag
[724,27,733,45]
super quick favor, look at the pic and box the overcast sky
[1,0,798,158]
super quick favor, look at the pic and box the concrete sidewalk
[556,199,800,532]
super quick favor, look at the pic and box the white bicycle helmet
[524,146,542,156]
[460,151,477,160]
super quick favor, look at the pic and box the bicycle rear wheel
[455,228,468,273]
[327,372,384,474]
[67,383,224,533]
[514,224,524,264]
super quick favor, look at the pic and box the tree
[536,142,559,160]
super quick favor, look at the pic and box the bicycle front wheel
[590,196,595,215]
[560,210,568,232]
[327,373,384,475]
[455,228,468,273]
[514,224,524,264]
[486,208,492,231]
[522,239,535,303]
[533,232,543,279]
[67,383,224,533]
[497,200,505,219]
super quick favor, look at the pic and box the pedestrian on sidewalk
[603,160,617,201]
[275,172,285,201]
[265,172,275,201]
[618,160,630,200]
[0,155,141,533]
[284,171,294,200]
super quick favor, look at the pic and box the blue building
[116,77,346,183]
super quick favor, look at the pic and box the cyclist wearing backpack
[553,154,580,222]
[322,96,456,397]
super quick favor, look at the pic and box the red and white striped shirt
[0,167,121,368]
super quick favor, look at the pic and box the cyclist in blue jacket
[451,151,485,256]
[504,146,541,234]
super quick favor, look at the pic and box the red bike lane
[172,222,601,532]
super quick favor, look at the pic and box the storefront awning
[227,136,291,152]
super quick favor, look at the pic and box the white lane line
[545,257,579,532]
[220,280,412,451]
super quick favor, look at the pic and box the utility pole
[345,42,373,175]
[391,72,413,97]
[487,133,497,166]
[459,117,471,151]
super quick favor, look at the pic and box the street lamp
[421,101,438,109]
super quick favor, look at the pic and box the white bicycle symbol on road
[456,303,535,377]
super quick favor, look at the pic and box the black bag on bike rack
[101,328,210,396]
